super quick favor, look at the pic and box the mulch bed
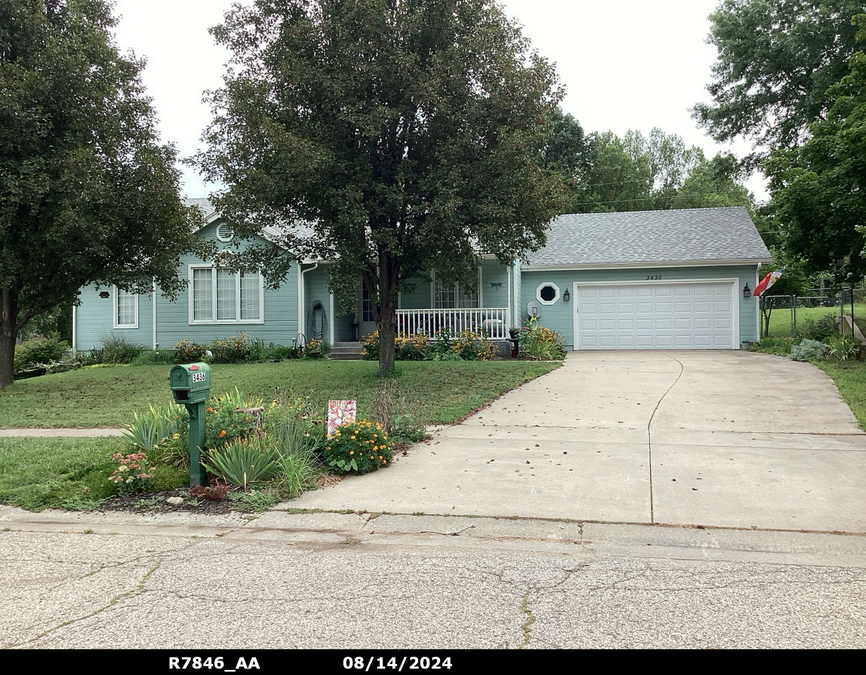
[96,442,411,515]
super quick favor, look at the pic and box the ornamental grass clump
[203,436,280,488]
[324,419,394,475]
[108,452,156,496]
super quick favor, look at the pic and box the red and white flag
[754,268,783,297]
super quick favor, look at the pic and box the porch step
[329,342,363,361]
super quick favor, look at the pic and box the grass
[0,359,560,512]
[765,303,866,338]
[0,437,186,511]
[0,360,559,429]
[814,360,866,430]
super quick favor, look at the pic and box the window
[434,279,479,308]
[536,282,560,306]
[113,287,138,328]
[190,266,263,323]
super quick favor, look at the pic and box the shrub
[101,335,145,363]
[131,349,176,365]
[205,389,263,450]
[827,334,861,361]
[361,331,379,360]
[203,436,280,488]
[450,329,497,360]
[518,322,566,360]
[108,452,156,496]
[324,419,394,474]
[790,338,828,362]
[748,338,794,356]
[396,332,431,360]
[210,332,252,363]
[14,334,69,372]
[794,313,839,342]
[174,339,208,363]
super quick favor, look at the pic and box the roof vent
[216,223,234,242]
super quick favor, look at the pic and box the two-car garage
[520,208,770,351]
[574,281,737,350]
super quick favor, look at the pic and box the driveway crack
[648,354,685,524]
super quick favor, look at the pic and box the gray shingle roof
[184,197,218,221]
[525,207,770,268]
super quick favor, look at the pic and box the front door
[359,285,377,339]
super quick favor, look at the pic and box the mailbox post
[170,362,211,487]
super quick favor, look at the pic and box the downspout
[72,301,77,354]
[329,291,335,346]
[152,279,157,350]
[300,263,319,338]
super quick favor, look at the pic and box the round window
[536,282,560,306]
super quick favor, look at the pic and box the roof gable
[526,207,771,268]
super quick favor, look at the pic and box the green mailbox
[170,362,211,487]
[170,363,211,404]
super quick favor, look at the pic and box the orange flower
[219,430,226,438]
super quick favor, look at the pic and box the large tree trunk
[377,304,396,376]
[373,249,398,376]
[0,290,18,388]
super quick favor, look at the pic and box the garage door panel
[577,282,735,350]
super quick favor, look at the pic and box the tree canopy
[196,0,566,374]
[765,14,866,283]
[694,0,865,165]
[0,0,203,387]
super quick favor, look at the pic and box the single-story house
[73,205,770,352]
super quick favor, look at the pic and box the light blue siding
[520,265,760,348]
[75,220,300,350]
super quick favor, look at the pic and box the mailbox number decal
[191,372,207,383]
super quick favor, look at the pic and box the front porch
[395,307,509,340]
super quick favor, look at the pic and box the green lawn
[0,436,187,511]
[765,303,865,338]
[814,360,866,430]
[0,359,560,428]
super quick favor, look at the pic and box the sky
[112,0,767,200]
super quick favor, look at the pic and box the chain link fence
[759,287,862,339]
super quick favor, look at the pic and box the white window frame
[188,265,264,325]
[113,286,139,329]
[430,269,482,308]
[536,281,561,306]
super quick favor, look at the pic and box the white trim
[187,264,265,325]
[72,301,77,353]
[506,264,513,329]
[536,281,561,306]
[152,279,157,349]
[329,291,335,346]
[112,286,139,329]
[299,263,319,336]
[215,222,234,242]
[296,264,303,337]
[523,259,769,272]
[755,263,762,342]
[572,278,739,351]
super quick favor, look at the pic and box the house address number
[646,275,662,280]
[191,372,207,383]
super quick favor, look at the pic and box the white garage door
[575,282,736,350]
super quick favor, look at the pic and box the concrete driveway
[294,351,866,533]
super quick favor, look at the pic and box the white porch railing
[395,308,509,340]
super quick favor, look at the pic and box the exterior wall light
[563,289,570,302]
[743,283,751,298]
